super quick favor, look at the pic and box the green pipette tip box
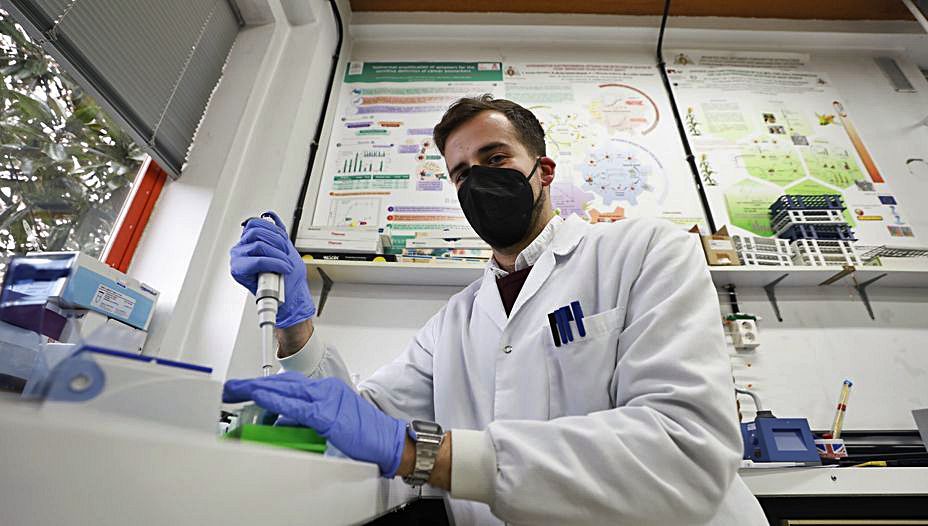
[225,423,327,454]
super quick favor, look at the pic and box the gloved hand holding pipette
[227,218,405,476]
[230,211,316,377]
[229,211,316,328]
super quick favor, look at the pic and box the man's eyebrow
[448,142,512,178]
[476,141,510,155]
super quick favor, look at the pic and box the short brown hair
[433,94,546,158]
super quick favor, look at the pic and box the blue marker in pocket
[570,300,586,337]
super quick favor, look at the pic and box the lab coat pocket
[545,306,624,417]
[580,305,625,339]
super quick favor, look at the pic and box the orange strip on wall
[105,160,168,273]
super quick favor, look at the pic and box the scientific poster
[502,63,707,228]
[668,51,920,246]
[309,62,504,249]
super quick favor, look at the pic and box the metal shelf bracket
[763,273,790,322]
[316,267,334,316]
[853,272,887,320]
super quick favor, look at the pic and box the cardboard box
[689,225,741,266]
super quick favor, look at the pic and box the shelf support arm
[763,273,790,322]
[854,273,887,320]
[315,267,334,316]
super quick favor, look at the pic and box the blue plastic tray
[769,194,845,215]
[777,223,856,241]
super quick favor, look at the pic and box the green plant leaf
[45,223,72,250]
[0,205,29,232]
[42,142,66,161]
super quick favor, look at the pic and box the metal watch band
[402,421,443,487]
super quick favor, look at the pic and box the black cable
[655,0,718,233]
[725,284,740,314]
[290,0,344,244]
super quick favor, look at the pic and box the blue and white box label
[91,284,136,319]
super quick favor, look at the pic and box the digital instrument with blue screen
[736,388,821,464]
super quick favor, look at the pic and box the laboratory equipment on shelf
[736,388,821,465]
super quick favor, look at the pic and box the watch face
[413,420,441,435]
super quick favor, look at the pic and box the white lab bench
[3,392,926,525]
[742,465,928,497]
[742,465,928,523]
[0,394,417,526]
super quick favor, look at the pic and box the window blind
[5,0,242,176]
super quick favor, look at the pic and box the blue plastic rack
[769,194,845,216]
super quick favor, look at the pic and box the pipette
[830,379,853,439]
[246,214,285,377]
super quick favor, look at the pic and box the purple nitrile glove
[223,371,406,477]
[229,211,315,328]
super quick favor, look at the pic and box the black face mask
[456,158,541,249]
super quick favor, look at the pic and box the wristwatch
[402,420,444,487]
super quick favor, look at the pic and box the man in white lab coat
[226,95,768,525]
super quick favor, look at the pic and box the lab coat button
[503,345,513,354]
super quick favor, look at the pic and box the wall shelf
[306,259,928,289]
[708,266,852,288]
[711,266,928,289]
[305,259,485,287]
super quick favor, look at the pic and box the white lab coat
[281,215,767,526]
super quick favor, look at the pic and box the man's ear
[539,156,556,186]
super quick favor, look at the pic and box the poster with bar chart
[301,62,504,251]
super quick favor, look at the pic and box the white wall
[723,284,928,431]
[299,13,928,431]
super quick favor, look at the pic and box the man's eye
[488,154,506,164]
